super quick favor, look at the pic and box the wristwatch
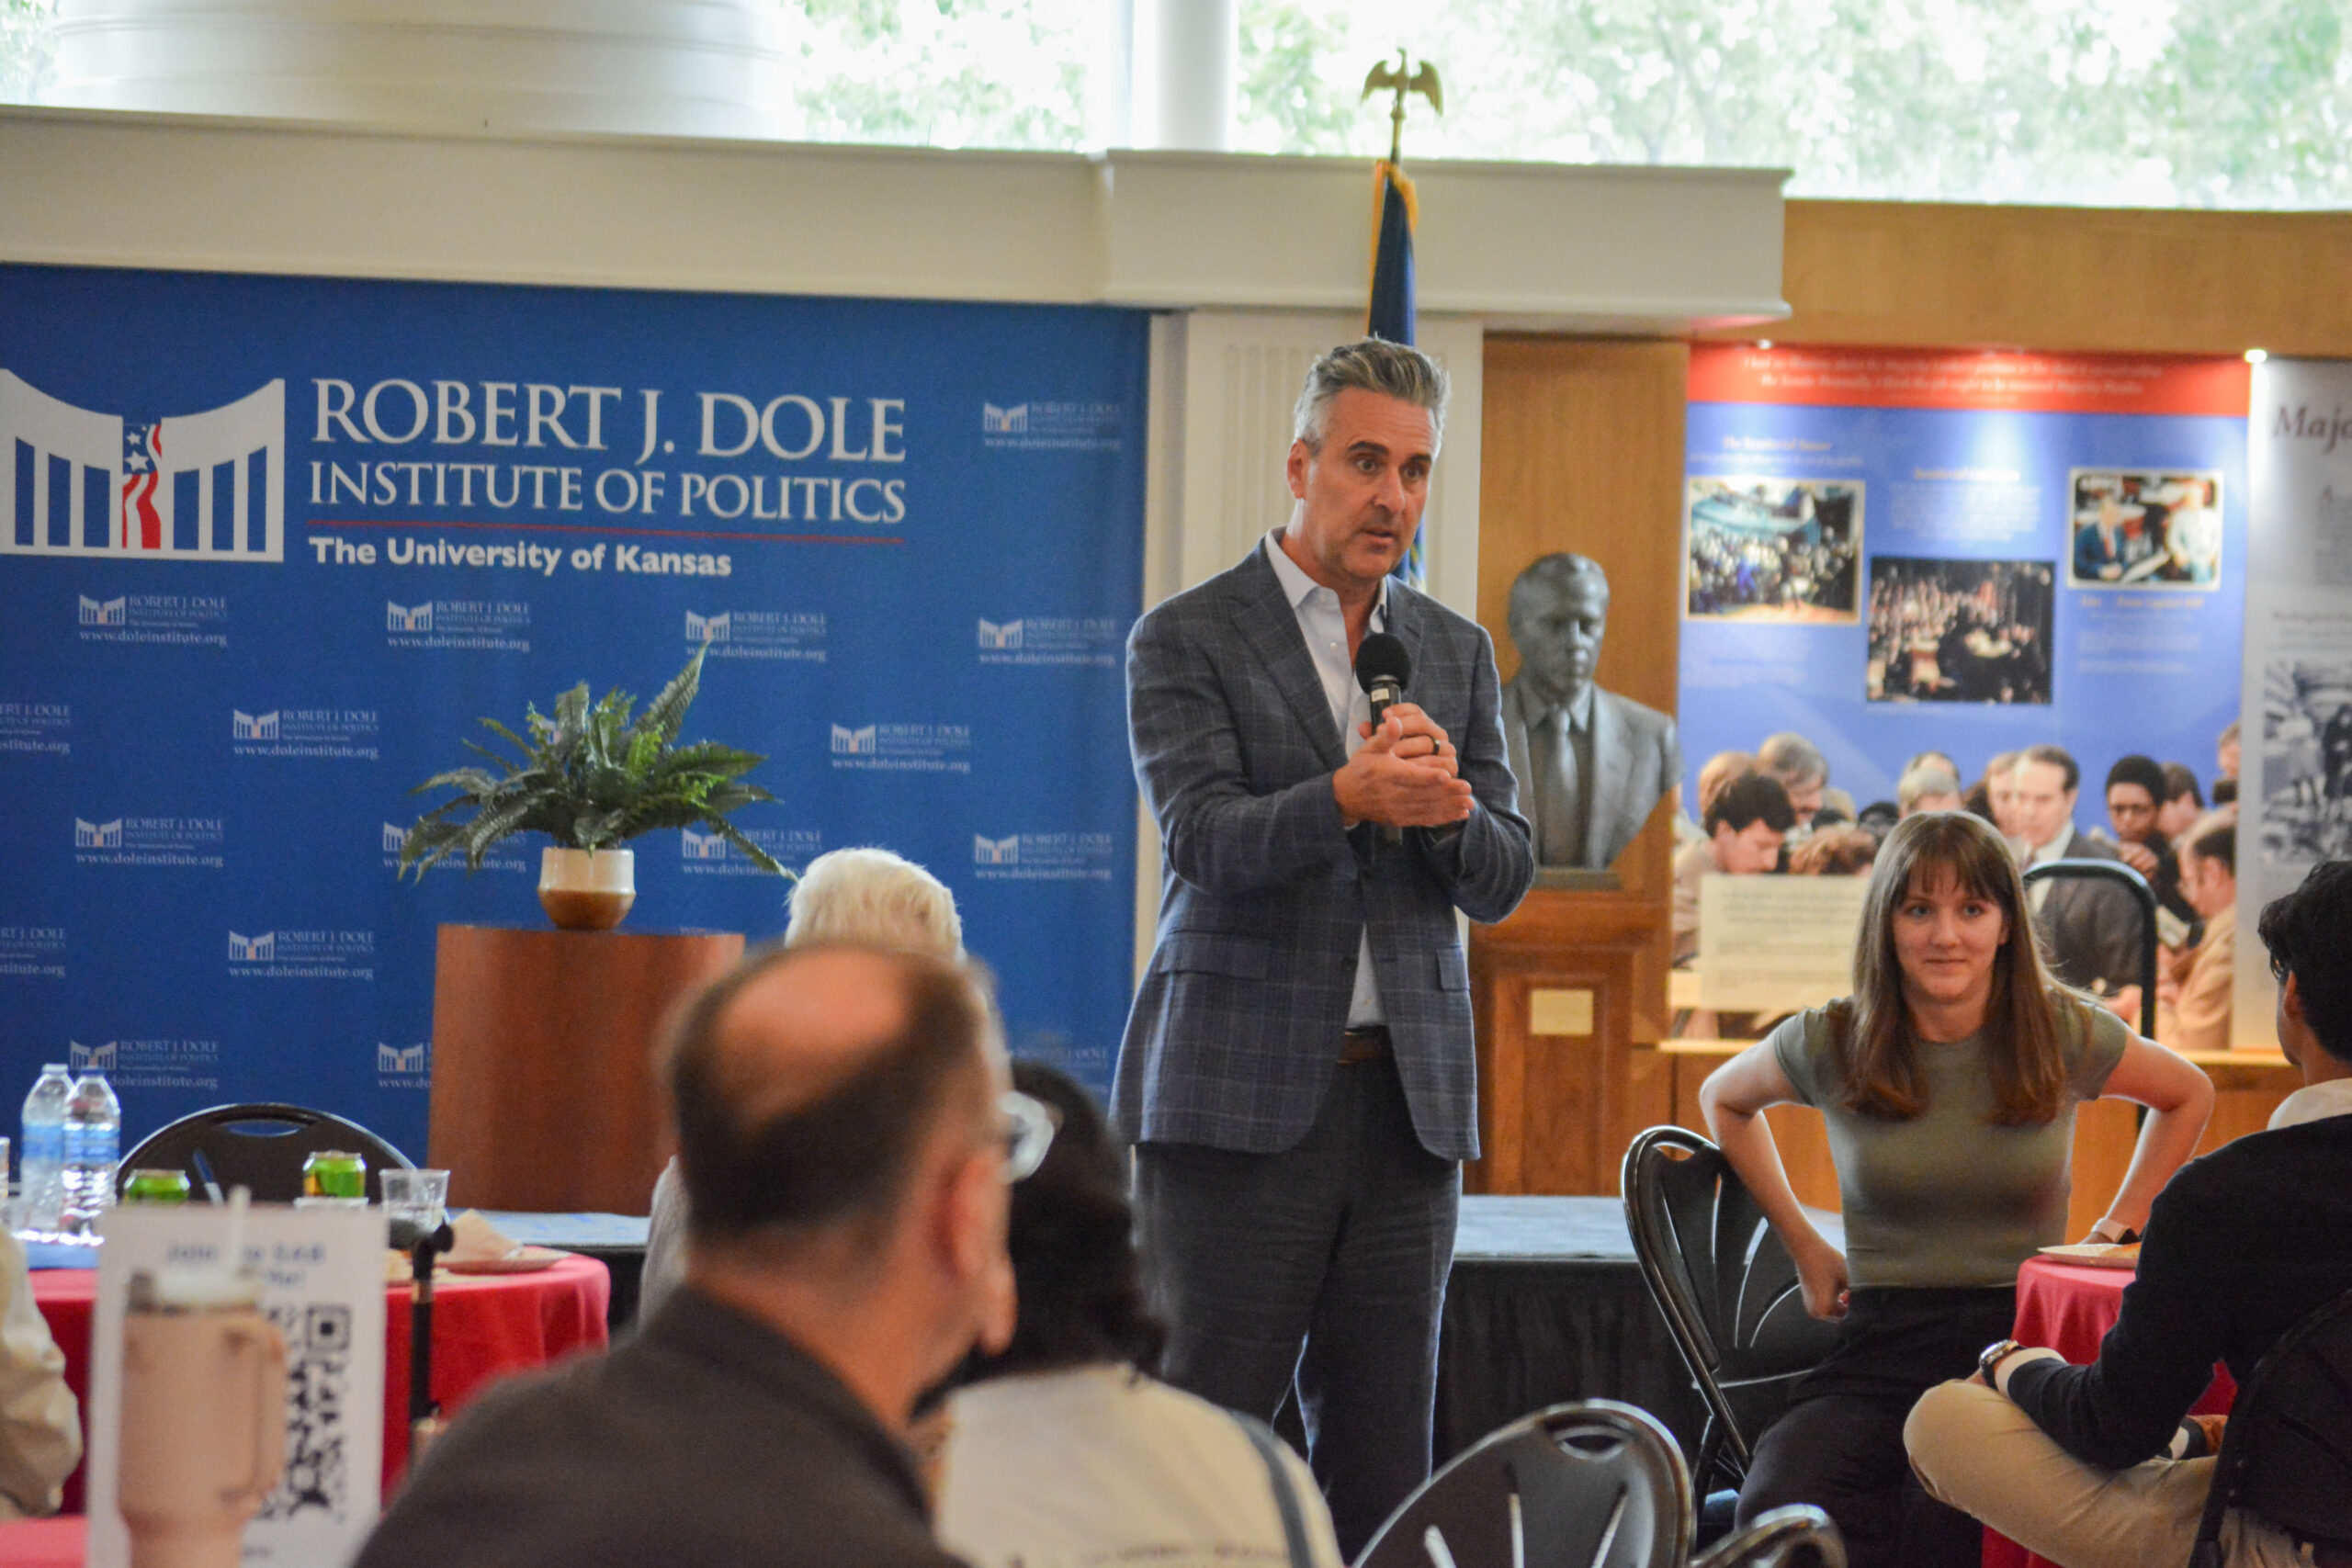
[2086,1217,2140,1244]
[1979,1338,2025,1391]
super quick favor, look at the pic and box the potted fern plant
[398,645,785,929]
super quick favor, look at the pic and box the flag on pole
[1368,159,1423,588]
[1368,159,1417,348]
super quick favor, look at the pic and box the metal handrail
[2021,857,2159,1037]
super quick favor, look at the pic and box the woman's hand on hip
[1791,1230,1850,1321]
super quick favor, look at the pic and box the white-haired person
[637,846,963,1322]
[1897,762,1964,818]
[1758,730,1854,835]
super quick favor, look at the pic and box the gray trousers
[1133,1053,1458,1561]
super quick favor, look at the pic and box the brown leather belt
[1338,1026,1391,1066]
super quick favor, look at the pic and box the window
[8,0,2346,209]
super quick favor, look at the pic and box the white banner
[2235,361,2352,1047]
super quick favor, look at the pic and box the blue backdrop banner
[1,264,1148,1162]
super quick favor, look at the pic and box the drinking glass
[380,1168,450,1248]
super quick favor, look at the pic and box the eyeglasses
[1000,1090,1060,1182]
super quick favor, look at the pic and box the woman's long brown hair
[1830,810,2073,1124]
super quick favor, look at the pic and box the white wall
[0,108,1786,329]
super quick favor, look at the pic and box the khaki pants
[1904,1381,2312,1568]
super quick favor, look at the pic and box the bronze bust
[1499,553,1680,872]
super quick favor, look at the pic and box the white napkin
[445,1210,523,1265]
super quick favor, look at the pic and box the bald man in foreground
[357,944,1017,1568]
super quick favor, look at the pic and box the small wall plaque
[1529,987,1596,1037]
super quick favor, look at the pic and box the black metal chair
[1359,1401,1692,1568]
[2188,1285,2352,1567]
[1623,1126,1841,1498]
[1357,1400,1842,1568]
[118,1102,413,1201]
[2019,858,2158,1037]
[1696,1506,1846,1568]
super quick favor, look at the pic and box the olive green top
[1770,998,2130,1288]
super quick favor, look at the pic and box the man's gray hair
[1293,338,1450,453]
[1758,731,1829,786]
[1896,763,1963,812]
[784,847,963,959]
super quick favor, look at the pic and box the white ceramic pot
[537,846,635,931]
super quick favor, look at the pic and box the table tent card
[85,1202,387,1568]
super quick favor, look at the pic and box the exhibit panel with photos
[2239,359,2352,1045]
[1679,344,2250,817]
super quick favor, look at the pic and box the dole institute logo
[78,595,126,626]
[981,403,1029,434]
[685,611,730,642]
[978,618,1023,650]
[227,931,277,962]
[69,1041,117,1073]
[379,1043,429,1074]
[74,818,122,849]
[386,602,434,633]
[974,834,1020,865]
[2,370,285,561]
[232,710,280,740]
[830,724,877,755]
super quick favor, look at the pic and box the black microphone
[1354,633,1413,844]
[1354,632,1411,726]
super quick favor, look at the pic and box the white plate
[2037,1242,2139,1269]
[446,1245,570,1275]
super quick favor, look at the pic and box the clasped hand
[1333,705,1473,829]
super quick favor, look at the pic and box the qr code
[257,1303,352,1522]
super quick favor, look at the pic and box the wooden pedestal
[427,924,745,1213]
[1467,886,1672,1197]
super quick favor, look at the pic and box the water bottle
[19,1066,72,1235]
[60,1071,120,1238]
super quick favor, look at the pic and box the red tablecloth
[1983,1255,2234,1568]
[0,1517,79,1568]
[32,1253,610,1515]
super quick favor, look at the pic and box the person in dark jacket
[358,943,1019,1568]
[1905,858,2352,1568]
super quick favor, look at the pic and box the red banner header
[1689,344,2251,418]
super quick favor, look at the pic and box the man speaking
[1116,338,1534,1553]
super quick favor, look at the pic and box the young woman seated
[1698,810,2212,1568]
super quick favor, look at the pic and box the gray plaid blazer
[1114,546,1534,1160]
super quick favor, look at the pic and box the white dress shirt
[1263,529,1386,1028]
[2269,1076,2352,1130]
[2023,822,2078,915]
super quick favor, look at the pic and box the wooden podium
[427,924,745,1213]
[1467,883,1672,1197]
